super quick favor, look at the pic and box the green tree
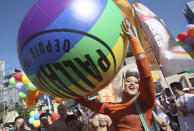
[15,102,29,119]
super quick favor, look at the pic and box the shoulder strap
[134,99,150,131]
[134,99,160,131]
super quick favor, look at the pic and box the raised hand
[121,19,136,40]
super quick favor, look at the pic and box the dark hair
[170,82,183,91]
[40,113,48,120]
[165,88,170,93]
[125,71,139,79]
[73,109,82,117]
[14,116,24,123]
[65,115,78,125]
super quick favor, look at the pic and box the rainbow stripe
[166,51,194,62]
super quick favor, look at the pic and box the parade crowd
[1,81,194,131]
[1,19,194,131]
[1,0,194,129]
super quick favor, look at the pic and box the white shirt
[176,93,194,131]
[155,98,170,124]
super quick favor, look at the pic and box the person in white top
[155,97,170,124]
[170,82,194,131]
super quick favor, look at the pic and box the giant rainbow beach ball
[17,0,128,100]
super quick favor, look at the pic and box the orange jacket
[76,39,156,131]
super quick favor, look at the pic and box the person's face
[67,120,80,131]
[57,105,67,118]
[165,90,171,97]
[15,118,24,129]
[124,76,139,96]
[73,111,79,117]
[40,116,49,127]
[171,87,178,96]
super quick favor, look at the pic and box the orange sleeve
[136,57,156,109]
[75,97,107,114]
[129,37,145,56]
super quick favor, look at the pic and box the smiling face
[124,76,139,96]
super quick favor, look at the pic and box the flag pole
[131,2,189,130]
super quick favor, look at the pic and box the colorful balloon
[22,84,30,92]
[30,90,40,98]
[188,27,194,37]
[177,32,188,41]
[25,97,36,105]
[27,104,36,111]
[33,120,40,128]
[38,111,44,115]
[29,117,35,125]
[14,72,23,82]
[185,36,194,45]
[15,82,24,91]
[34,113,40,120]
[54,97,62,103]
[9,78,17,86]
[184,24,194,32]
[28,82,37,91]
[19,91,28,99]
[37,89,44,95]
[51,113,60,122]
[17,0,128,100]
[22,74,30,85]
[30,111,36,118]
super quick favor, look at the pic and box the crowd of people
[1,80,194,131]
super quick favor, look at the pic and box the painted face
[57,104,67,118]
[124,76,139,96]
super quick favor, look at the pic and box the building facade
[182,1,194,24]
[0,60,5,104]
[167,69,194,89]
[6,68,20,109]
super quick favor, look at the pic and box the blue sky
[0,0,192,73]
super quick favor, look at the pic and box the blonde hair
[112,63,139,98]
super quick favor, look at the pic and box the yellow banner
[152,73,161,82]
[114,0,160,71]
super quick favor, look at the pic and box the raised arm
[122,19,155,108]
[152,111,172,131]
[75,97,106,114]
